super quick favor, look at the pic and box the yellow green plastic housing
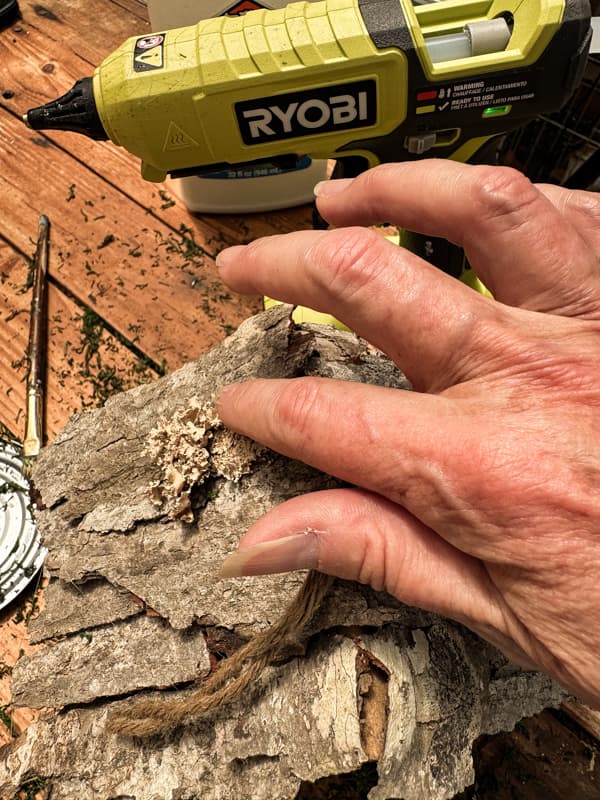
[94,0,407,181]
[91,0,567,181]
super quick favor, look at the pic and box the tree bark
[0,306,564,800]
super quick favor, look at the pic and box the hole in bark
[356,646,390,761]
[14,772,48,799]
[188,476,220,525]
[294,761,379,799]
[203,625,247,667]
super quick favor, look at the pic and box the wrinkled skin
[216,160,600,708]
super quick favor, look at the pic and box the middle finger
[314,161,600,317]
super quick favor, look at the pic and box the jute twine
[105,570,334,737]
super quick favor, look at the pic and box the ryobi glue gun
[25,0,592,184]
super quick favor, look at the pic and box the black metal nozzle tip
[24,77,108,141]
[0,0,20,30]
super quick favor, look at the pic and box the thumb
[220,488,503,630]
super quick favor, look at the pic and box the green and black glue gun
[25,0,592,180]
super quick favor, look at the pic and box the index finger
[216,226,518,391]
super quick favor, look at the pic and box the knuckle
[306,228,388,303]
[270,377,327,452]
[471,166,540,229]
[578,192,600,217]
[570,190,600,229]
[243,235,273,265]
[356,162,399,195]
[354,529,389,593]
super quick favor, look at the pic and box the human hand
[216,160,600,707]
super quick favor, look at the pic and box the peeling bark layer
[0,306,564,800]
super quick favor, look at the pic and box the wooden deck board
[0,107,264,368]
[17,0,152,67]
[1,235,158,439]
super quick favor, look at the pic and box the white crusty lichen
[145,399,262,522]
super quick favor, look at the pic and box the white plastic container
[146,0,328,213]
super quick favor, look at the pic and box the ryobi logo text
[235,80,377,144]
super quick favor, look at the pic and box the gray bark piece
[0,306,566,800]
[33,307,411,634]
[0,630,564,800]
[11,614,210,708]
[482,671,566,734]
[0,637,362,800]
[361,626,565,800]
[28,577,140,644]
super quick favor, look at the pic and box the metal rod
[22,215,50,461]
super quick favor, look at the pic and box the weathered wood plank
[111,0,150,21]
[0,107,263,370]
[18,0,151,67]
[0,236,158,439]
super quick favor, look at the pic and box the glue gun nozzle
[24,77,108,141]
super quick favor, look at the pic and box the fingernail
[219,531,320,578]
[313,178,354,197]
[215,244,246,269]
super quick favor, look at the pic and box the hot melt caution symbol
[163,122,199,151]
